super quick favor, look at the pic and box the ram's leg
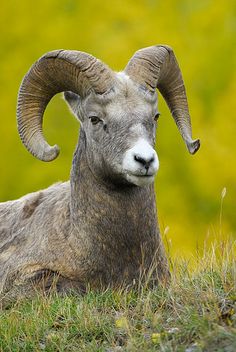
[0,269,86,309]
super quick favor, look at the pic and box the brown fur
[22,193,43,219]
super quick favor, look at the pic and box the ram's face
[65,73,160,187]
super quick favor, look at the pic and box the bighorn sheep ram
[0,45,200,304]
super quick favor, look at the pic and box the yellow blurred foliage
[0,0,235,256]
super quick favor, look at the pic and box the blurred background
[0,0,235,257]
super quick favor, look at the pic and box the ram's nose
[134,154,155,171]
[123,138,159,175]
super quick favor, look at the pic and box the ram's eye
[89,116,101,125]
[154,113,161,121]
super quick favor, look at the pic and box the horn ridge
[17,50,115,161]
[125,45,200,154]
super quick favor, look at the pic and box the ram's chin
[125,174,155,187]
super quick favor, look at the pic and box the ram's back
[0,182,72,291]
[0,182,70,238]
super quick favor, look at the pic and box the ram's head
[17,46,200,187]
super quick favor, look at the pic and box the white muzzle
[122,138,159,186]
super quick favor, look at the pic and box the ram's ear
[63,91,82,121]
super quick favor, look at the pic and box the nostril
[134,155,146,165]
[134,154,155,169]
[150,156,154,163]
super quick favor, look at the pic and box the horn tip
[39,144,60,162]
[187,139,200,155]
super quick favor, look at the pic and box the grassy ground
[0,240,235,352]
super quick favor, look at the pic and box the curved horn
[124,45,200,154]
[17,50,115,161]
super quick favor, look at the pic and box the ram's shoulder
[0,182,70,223]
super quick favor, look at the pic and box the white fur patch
[116,71,130,82]
[126,174,155,187]
[122,138,159,186]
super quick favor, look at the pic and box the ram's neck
[69,129,170,286]
[70,129,159,239]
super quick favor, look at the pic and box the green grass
[0,240,235,352]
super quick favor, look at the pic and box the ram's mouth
[127,171,155,178]
[135,174,153,178]
[125,172,155,186]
